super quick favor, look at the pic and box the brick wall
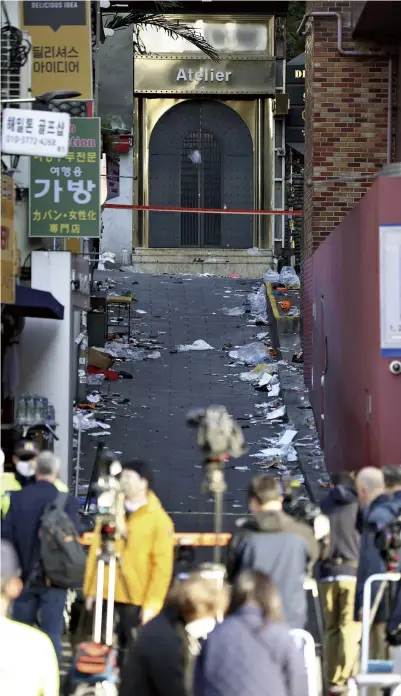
[302,0,390,386]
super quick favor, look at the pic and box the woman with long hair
[119,571,229,696]
[195,570,309,696]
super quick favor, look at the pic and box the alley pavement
[78,270,305,535]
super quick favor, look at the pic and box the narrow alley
[77,270,319,535]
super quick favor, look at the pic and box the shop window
[138,21,269,55]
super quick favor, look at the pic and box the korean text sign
[21,0,92,100]
[30,118,101,239]
[1,174,16,304]
[2,109,70,158]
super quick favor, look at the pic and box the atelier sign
[21,0,92,100]
[135,56,276,95]
[2,108,70,158]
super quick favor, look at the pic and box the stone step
[133,248,273,258]
[131,248,273,278]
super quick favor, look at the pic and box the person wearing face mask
[0,441,68,520]
[83,459,174,668]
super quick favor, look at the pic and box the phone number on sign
[4,134,67,152]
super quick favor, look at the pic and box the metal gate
[148,99,253,249]
[180,129,222,246]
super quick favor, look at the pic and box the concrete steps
[131,248,274,278]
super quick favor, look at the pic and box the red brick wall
[302,0,390,387]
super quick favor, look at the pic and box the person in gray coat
[194,571,309,696]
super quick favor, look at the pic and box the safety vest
[0,473,69,518]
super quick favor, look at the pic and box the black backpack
[40,492,86,589]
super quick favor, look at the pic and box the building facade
[302,0,401,470]
[132,3,289,254]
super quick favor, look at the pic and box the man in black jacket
[227,475,319,629]
[318,472,361,692]
[1,451,80,662]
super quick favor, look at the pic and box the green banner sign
[29,117,101,238]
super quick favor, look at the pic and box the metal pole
[74,415,82,498]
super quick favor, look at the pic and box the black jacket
[227,510,319,629]
[2,480,81,582]
[119,607,192,696]
[319,485,360,579]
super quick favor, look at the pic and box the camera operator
[83,459,174,667]
[317,472,361,691]
[227,475,319,629]
[354,467,401,662]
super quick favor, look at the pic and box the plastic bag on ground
[248,285,267,316]
[222,306,245,316]
[104,341,147,361]
[177,339,214,352]
[229,342,271,366]
[239,363,277,382]
[263,269,280,284]
[279,266,300,288]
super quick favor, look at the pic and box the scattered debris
[229,342,271,366]
[222,306,245,316]
[176,340,214,352]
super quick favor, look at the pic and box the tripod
[203,458,227,565]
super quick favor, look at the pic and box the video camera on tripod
[67,449,127,696]
[373,515,401,568]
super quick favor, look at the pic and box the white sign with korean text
[1,108,70,158]
[379,225,401,355]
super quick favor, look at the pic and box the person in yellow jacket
[83,458,174,667]
[1,441,68,519]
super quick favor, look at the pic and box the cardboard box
[88,347,115,370]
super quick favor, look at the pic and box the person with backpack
[1,450,83,662]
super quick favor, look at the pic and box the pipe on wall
[297,12,393,164]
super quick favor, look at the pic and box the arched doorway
[148,100,253,248]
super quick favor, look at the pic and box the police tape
[103,203,303,217]
[80,532,232,547]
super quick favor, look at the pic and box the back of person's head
[356,467,385,506]
[35,451,60,481]
[383,466,401,493]
[0,541,22,611]
[167,572,229,623]
[331,471,355,488]
[248,475,282,512]
[228,570,282,623]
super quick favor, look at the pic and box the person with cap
[0,540,59,696]
[83,458,175,668]
[1,439,68,519]
[1,451,81,662]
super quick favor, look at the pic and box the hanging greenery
[102,0,219,61]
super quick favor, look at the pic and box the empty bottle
[25,395,35,425]
[122,248,128,265]
[47,404,55,424]
[16,396,27,425]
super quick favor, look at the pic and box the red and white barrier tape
[103,203,303,216]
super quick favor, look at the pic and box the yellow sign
[21,0,92,100]
[1,174,16,304]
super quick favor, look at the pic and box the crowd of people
[1,439,401,696]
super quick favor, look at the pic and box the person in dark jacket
[227,475,319,628]
[384,465,401,501]
[354,467,401,662]
[318,472,361,690]
[1,451,80,662]
[119,571,228,696]
[195,570,308,696]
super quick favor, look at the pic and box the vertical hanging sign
[29,117,101,238]
[21,0,93,100]
[1,174,16,304]
[379,225,401,357]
